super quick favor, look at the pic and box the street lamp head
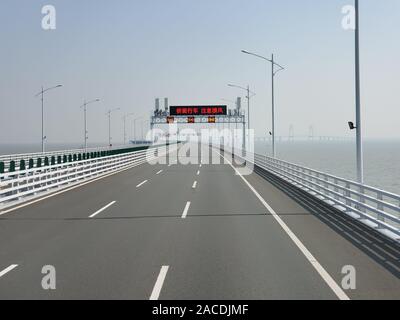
[348,121,356,130]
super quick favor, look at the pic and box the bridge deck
[0,146,399,299]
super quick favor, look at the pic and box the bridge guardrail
[0,144,151,168]
[0,143,179,212]
[0,144,156,173]
[222,146,400,241]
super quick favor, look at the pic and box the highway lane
[244,166,400,300]
[157,157,338,299]
[0,145,398,299]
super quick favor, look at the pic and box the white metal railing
[0,144,179,211]
[223,146,400,241]
[0,144,161,174]
[0,144,145,164]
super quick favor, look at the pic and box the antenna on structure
[308,125,314,141]
[289,125,294,142]
[164,98,169,113]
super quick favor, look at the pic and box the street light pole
[106,108,120,147]
[228,84,256,152]
[246,85,250,131]
[355,0,363,184]
[228,84,255,130]
[271,54,276,158]
[141,120,150,141]
[35,85,63,153]
[80,99,100,151]
[41,86,44,154]
[133,117,143,144]
[241,50,284,158]
[84,102,87,150]
[123,113,134,145]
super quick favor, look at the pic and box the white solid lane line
[156,170,163,175]
[218,151,350,301]
[197,170,200,176]
[89,201,116,218]
[149,266,169,300]
[192,181,197,189]
[136,180,148,188]
[181,201,191,219]
[0,264,18,278]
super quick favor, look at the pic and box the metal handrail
[0,144,150,163]
[253,153,400,202]
[256,157,399,228]
[221,146,400,240]
[254,155,400,212]
[0,144,179,211]
[0,143,164,174]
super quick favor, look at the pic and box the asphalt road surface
[0,145,399,300]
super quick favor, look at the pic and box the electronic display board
[170,106,227,116]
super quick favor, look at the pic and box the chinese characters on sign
[170,106,227,116]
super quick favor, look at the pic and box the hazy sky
[0,0,399,146]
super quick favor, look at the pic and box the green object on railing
[83,153,86,160]
[37,158,42,168]
[28,159,34,169]
[68,155,72,162]
[63,155,68,163]
[19,160,26,171]
[78,154,82,161]
[44,157,49,167]
[51,156,56,165]
[9,160,16,172]
[57,156,62,164]
[73,154,77,161]
[0,161,4,174]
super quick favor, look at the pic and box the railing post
[358,185,366,213]
[398,201,400,220]
[345,181,351,208]
[324,175,329,197]
[9,160,16,173]
[316,173,321,193]
[377,193,384,222]
[334,178,339,201]
[302,168,308,189]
